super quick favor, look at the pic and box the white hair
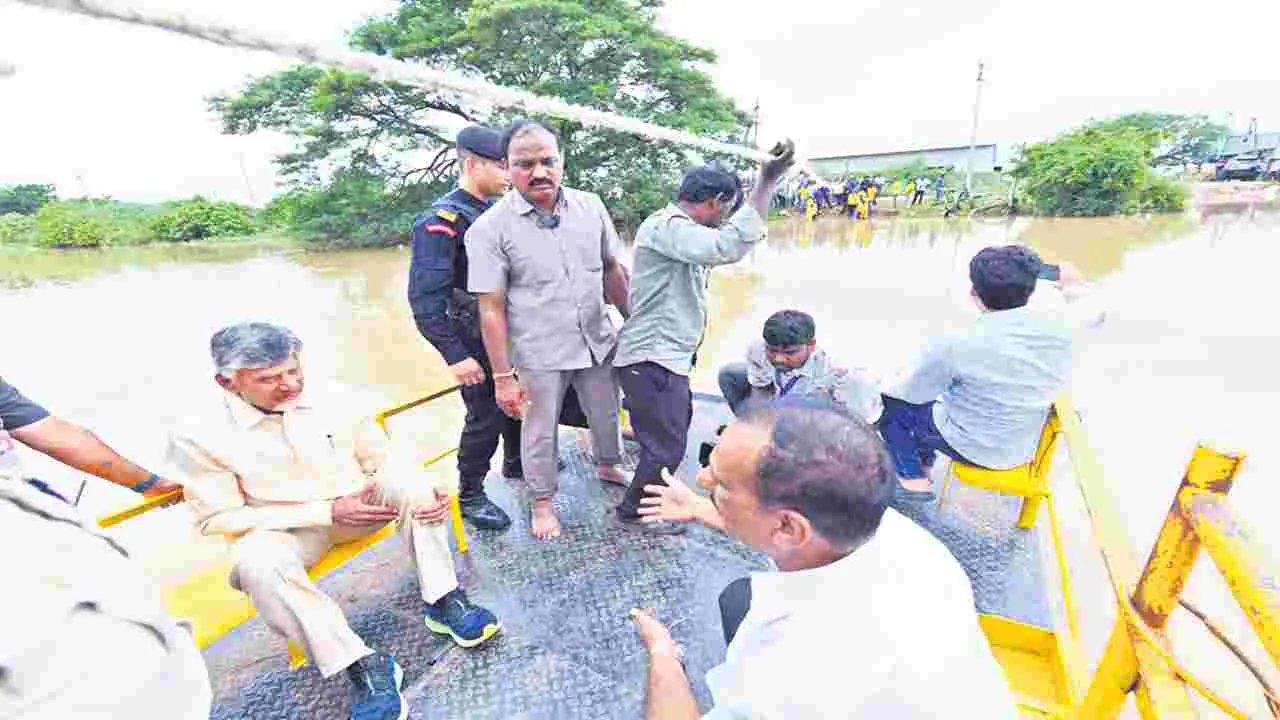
[210,322,302,379]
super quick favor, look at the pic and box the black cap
[456,125,504,161]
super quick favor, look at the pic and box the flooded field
[3,208,1278,715]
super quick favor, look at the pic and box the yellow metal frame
[970,398,1278,719]
[940,408,1062,529]
[1053,397,1277,719]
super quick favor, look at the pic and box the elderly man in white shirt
[631,399,1016,719]
[167,322,500,720]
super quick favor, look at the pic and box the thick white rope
[11,0,781,164]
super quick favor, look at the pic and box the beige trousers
[520,360,623,498]
[230,517,457,678]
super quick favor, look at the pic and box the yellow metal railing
[1051,397,1280,719]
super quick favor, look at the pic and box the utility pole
[965,61,985,197]
[745,99,760,148]
[236,151,258,206]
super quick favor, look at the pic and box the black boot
[501,457,523,480]
[458,491,512,531]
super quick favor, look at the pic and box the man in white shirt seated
[630,400,1015,718]
[167,322,500,720]
[717,309,882,423]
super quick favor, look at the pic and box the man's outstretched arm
[13,416,176,496]
[632,609,701,720]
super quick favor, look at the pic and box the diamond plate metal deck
[206,395,1049,719]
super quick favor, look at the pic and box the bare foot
[576,428,595,460]
[899,477,934,493]
[597,464,631,487]
[531,498,562,540]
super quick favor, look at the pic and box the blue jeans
[876,395,972,479]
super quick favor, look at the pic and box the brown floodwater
[3,209,1277,714]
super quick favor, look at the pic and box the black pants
[719,577,752,645]
[716,362,753,416]
[616,361,692,520]
[455,336,590,499]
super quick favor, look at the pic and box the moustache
[529,180,554,188]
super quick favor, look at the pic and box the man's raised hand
[761,139,797,182]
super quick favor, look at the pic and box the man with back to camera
[630,399,1016,718]
[611,141,796,535]
[879,245,1091,500]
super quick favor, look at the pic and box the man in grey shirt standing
[468,119,633,540]
[612,142,795,531]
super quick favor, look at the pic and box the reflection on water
[2,209,1278,712]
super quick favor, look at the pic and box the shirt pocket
[577,235,604,273]
[509,239,562,286]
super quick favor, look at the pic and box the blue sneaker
[424,589,501,648]
[346,652,405,720]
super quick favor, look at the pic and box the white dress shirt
[703,510,1016,718]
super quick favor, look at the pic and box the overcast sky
[2,0,1277,204]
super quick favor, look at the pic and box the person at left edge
[409,125,516,531]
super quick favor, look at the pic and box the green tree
[150,197,256,241]
[0,184,57,215]
[1089,112,1228,166]
[264,168,448,245]
[210,0,747,240]
[1012,125,1186,217]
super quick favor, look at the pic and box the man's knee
[230,532,305,592]
[718,363,748,395]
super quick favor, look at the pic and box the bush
[34,202,113,248]
[1012,126,1187,216]
[1138,175,1186,213]
[150,198,256,241]
[0,213,37,244]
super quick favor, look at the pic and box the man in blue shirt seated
[879,245,1087,500]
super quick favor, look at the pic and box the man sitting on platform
[879,245,1088,501]
[167,322,500,720]
[630,400,1015,718]
[717,309,881,423]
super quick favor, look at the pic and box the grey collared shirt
[466,187,622,371]
[614,204,766,375]
[745,342,883,423]
[889,287,1078,469]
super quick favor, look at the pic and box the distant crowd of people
[778,172,952,219]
